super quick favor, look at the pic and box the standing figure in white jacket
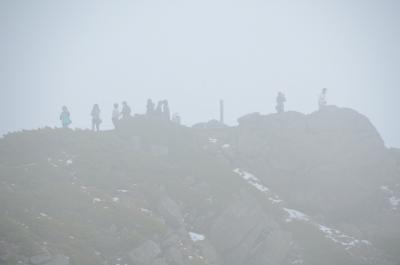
[112,103,120,129]
[318,88,328,110]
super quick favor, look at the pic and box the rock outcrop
[0,106,399,265]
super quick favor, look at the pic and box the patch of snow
[389,196,400,209]
[208,138,218,143]
[92,198,102,203]
[234,169,259,182]
[112,197,120,203]
[251,182,269,192]
[189,232,205,242]
[140,208,152,214]
[235,168,372,251]
[284,208,310,222]
[380,185,400,210]
[66,159,73,165]
[222,144,231,148]
[117,189,129,193]
[380,185,390,192]
[318,225,370,250]
[269,197,283,204]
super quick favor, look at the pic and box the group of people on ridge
[60,99,177,131]
[275,88,328,114]
[60,89,328,130]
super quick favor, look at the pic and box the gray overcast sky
[0,0,399,147]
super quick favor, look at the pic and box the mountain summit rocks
[0,106,399,265]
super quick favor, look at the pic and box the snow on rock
[318,225,371,250]
[189,232,205,242]
[39,212,48,217]
[208,138,218,144]
[233,168,282,204]
[235,168,372,251]
[283,208,310,222]
[47,158,58,168]
[140,208,152,214]
[112,197,120,203]
[380,185,400,210]
[389,196,400,209]
[66,159,73,165]
[222,144,231,148]
[92,198,102,203]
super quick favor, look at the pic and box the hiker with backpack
[91,104,102,132]
[121,101,132,119]
[60,106,72,128]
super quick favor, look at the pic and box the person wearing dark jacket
[121,101,132,119]
[146,99,155,115]
[276,92,286,113]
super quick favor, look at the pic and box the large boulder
[209,190,286,265]
[158,196,185,228]
[129,240,161,265]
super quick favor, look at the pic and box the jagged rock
[164,246,185,265]
[158,196,184,228]
[30,254,52,265]
[151,258,169,265]
[196,240,223,265]
[0,241,21,262]
[129,240,161,265]
[1,106,400,265]
[161,232,181,249]
[192,119,227,129]
[209,190,282,265]
[42,255,69,265]
[246,230,292,265]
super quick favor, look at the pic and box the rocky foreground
[0,106,399,265]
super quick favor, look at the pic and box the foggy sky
[1,0,399,147]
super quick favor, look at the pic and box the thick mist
[0,0,400,147]
[1,2,400,264]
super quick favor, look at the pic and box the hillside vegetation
[0,106,399,265]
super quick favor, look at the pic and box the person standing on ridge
[172,113,181,124]
[112,103,120,128]
[155,101,163,117]
[318,88,328,110]
[162,100,170,121]
[91,104,102,132]
[276,92,286,113]
[60,106,72,128]
[146,99,155,115]
[121,101,132,119]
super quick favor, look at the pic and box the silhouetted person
[146,99,155,115]
[319,88,328,110]
[155,101,163,117]
[162,100,170,121]
[91,104,102,132]
[172,113,181,124]
[60,106,71,128]
[121,101,132,119]
[276,92,286,113]
[112,103,120,128]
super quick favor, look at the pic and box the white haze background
[0,0,399,147]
